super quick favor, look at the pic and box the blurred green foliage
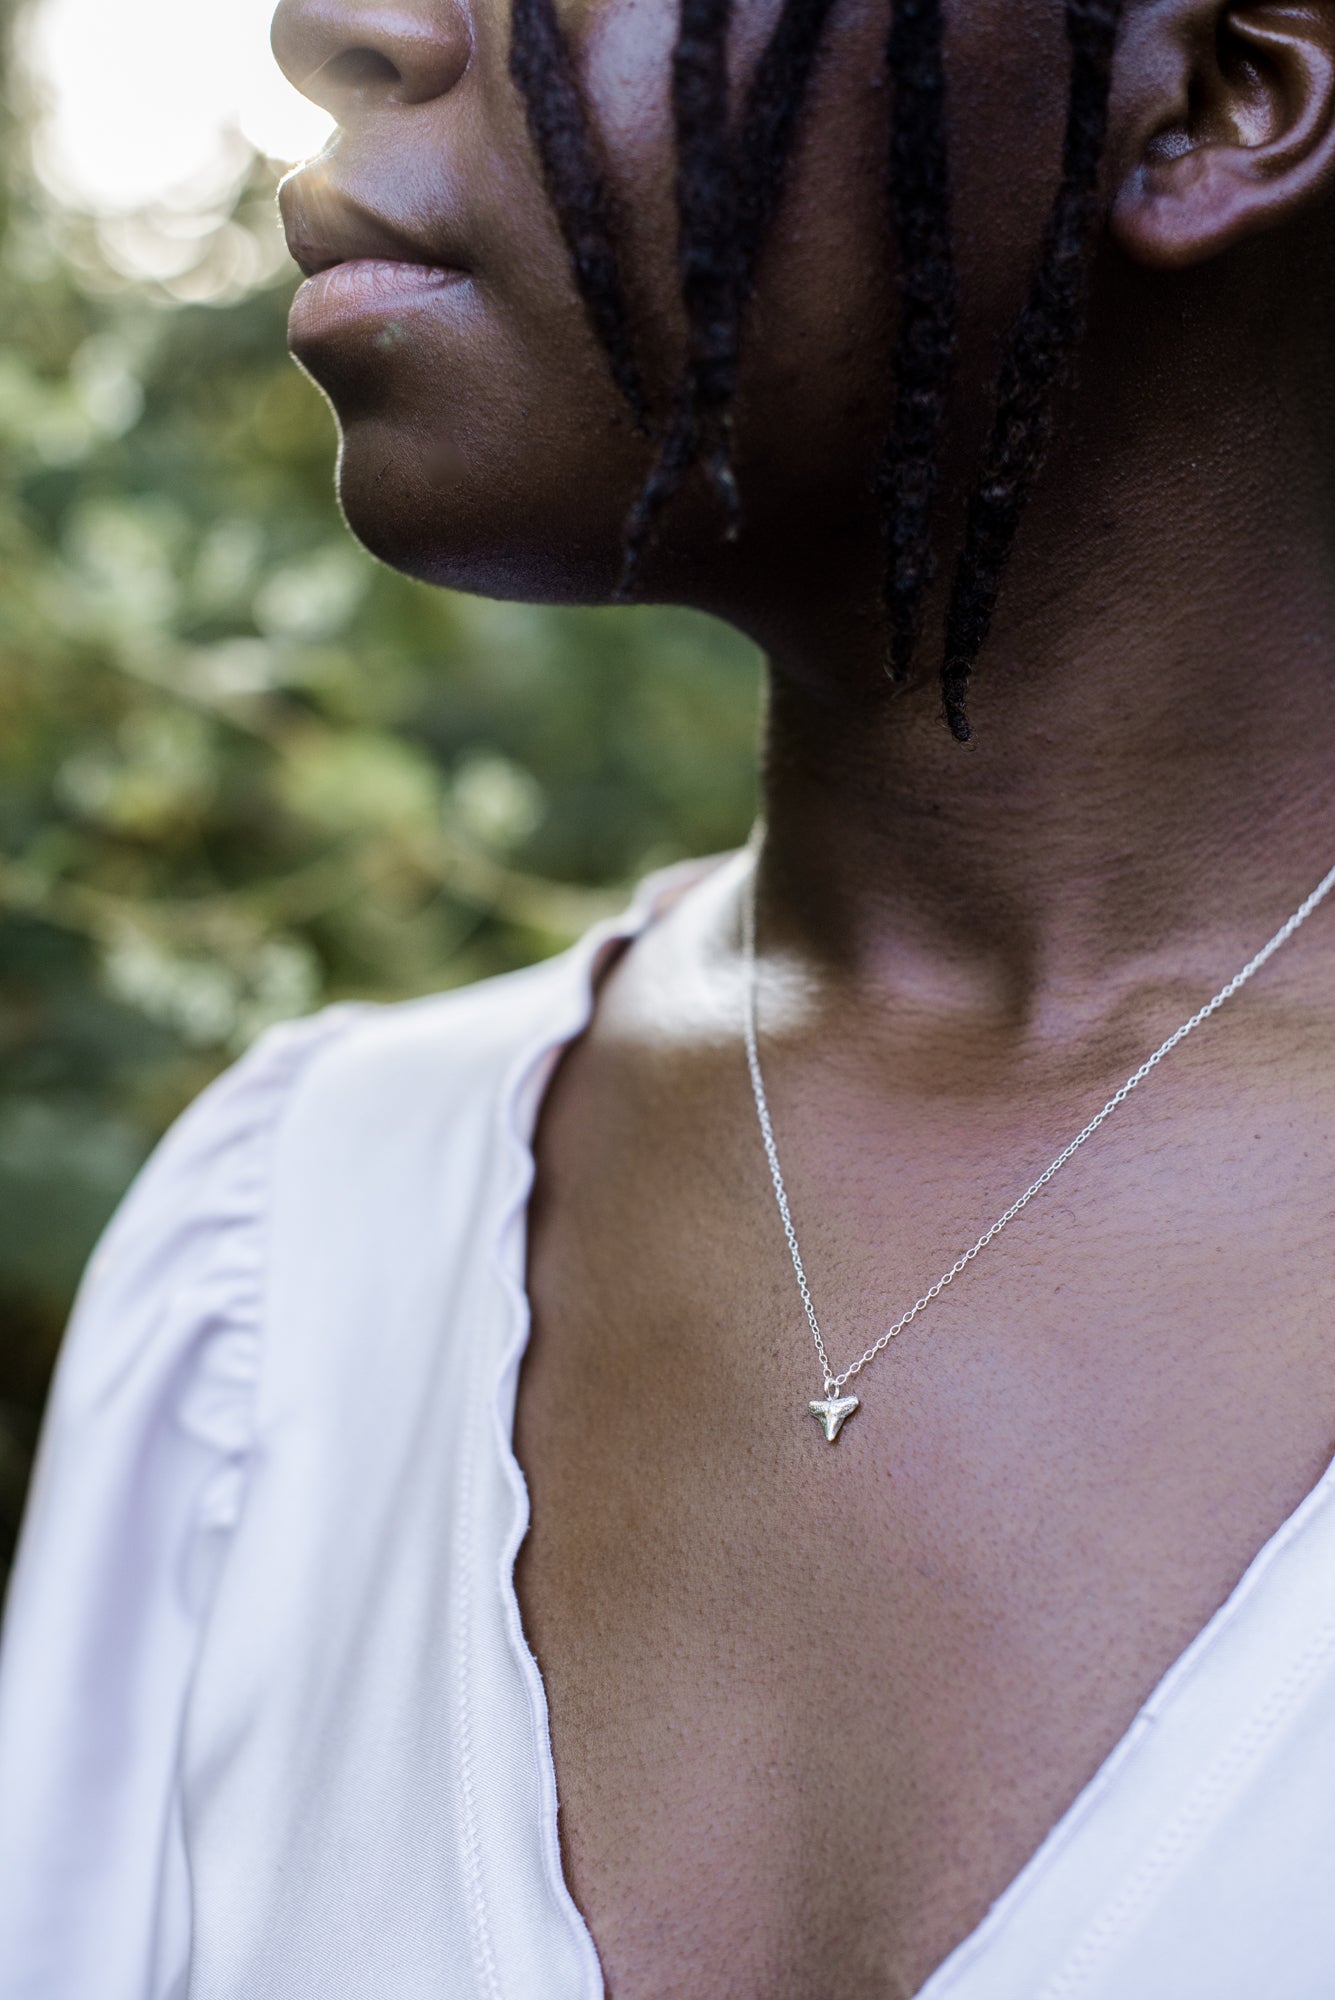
[0,0,761,1575]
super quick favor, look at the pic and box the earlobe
[1110,1,1335,270]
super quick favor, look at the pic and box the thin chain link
[742,844,1335,1399]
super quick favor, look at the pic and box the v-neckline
[493,853,1335,2000]
[912,1436,1335,1998]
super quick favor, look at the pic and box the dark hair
[940,0,1125,739]
[879,0,956,684]
[511,0,1127,736]
[508,0,649,431]
[618,0,847,598]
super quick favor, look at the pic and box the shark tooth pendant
[808,1395,860,1443]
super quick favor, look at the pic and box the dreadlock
[939,0,1125,741]
[509,0,650,430]
[733,0,845,293]
[615,0,843,597]
[878,0,956,683]
[622,0,954,618]
[617,0,740,597]
[512,0,1125,737]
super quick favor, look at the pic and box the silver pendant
[808,1395,860,1443]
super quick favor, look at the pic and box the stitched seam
[1037,1612,1335,1999]
[457,1417,505,2000]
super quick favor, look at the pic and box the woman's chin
[333,421,625,607]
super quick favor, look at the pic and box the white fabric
[4,855,1335,1999]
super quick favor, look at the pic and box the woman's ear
[1110,0,1335,268]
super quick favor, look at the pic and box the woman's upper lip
[279,178,465,280]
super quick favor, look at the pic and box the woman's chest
[516,1066,1335,1998]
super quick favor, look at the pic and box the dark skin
[273,1,1335,1992]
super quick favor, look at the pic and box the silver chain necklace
[742,846,1335,1444]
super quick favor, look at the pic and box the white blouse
[5,853,1335,2000]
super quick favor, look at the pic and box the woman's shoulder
[73,947,583,1348]
[0,863,729,1991]
[26,850,731,1489]
[212,853,727,1206]
[0,955,570,1995]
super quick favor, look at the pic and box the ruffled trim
[165,1005,373,1610]
[487,852,741,1996]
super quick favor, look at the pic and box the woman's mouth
[289,258,471,347]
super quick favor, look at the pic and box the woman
[4,0,1335,1993]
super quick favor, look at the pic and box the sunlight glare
[27,0,333,212]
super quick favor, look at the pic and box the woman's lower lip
[289,259,469,344]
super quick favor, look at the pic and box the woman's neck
[752,390,1335,1029]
